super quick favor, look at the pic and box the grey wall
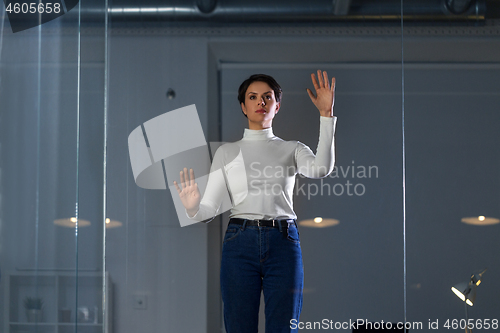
[404,64,500,324]
[0,20,106,333]
[106,35,211,333]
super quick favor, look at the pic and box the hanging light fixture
[54,217,123,228]
[105,218,123,229]
[461,216,500,226]
[54,217,91,228]
[298,217,339,228]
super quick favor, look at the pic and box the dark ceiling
[103,0,500,24]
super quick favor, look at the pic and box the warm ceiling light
[461,216,500,226]
[105,218,123,229]
[54,217,91,228]
[54,217,123,228]
[299,218,339,228]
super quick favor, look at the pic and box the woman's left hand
[306,70,335,117]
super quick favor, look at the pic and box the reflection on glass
[105,218,123,229]
[9,1,500,333]
[461,216,500,225]
[299,217,340,228]
[54,217,92,228]
[0,0,109,331]
[404,2,500,330]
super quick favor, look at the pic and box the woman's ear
[241,102,247,116]
[275,102,280,114]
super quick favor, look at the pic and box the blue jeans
[220,220,304,333]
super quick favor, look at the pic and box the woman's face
[241,81,280,130]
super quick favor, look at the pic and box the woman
[174,70,337,333]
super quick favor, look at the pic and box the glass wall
[403,3,500,331]
[106,3,405,331]
[0,1,108,333]
[1,1,499,333]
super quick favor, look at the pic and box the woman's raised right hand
[173,167,201,217]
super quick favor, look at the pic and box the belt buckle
[256,219,275,227]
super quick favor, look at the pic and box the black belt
[229,218,296,228]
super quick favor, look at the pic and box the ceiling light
[105,218,123,229]
[54,217,91,228]
[299,217,339,228]
[461,216,499,226]
[54,217,123,228]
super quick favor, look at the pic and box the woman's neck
[247,121,272,130]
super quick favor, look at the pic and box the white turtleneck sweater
[188,116,337,223]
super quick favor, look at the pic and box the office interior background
[1,0,499,332]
